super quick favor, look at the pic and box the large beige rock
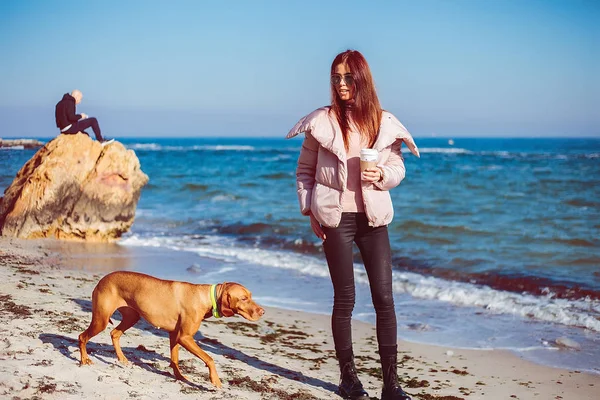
[0,134,149,242]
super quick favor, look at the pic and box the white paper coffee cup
[360,148,378,172]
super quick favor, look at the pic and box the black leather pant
[62,117,103,141]
[322,212,397,354]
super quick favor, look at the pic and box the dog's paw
[80,358,94,366]
[210,375,222,388]
[173,372,187,381]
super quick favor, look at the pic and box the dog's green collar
[210,284,221,318]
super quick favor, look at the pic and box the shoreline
[0,237,598,399]
[118,232,600,375]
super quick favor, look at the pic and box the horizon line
[2,135,600,140]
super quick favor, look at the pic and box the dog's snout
[258,307,265,317]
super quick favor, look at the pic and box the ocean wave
[481,151,511,157]
[182,183,209,192]
[400,233,455,245]
[249,154,293,162]
[213,223,322,255]
[121,234,600,332]
[417,148,600,160]
[482,165,503,170]
[569,257,600,266]
[395,259,600,302]
[127,143,256,151]
[392,272,600,332]
[122,234,330,277]
[261,172,293,180]
[128,143,162,151]
[418,147,473,154]
[256,296,318,307]
[186,188,247,201]
[130,219,598,301]
[396,220,494,237]
[125,142,600,161]
[211,194,239,202]
[143,183,160,190]
[218,222,273,235]
[126,143,302,153]
[135,209,150,217]
[563,199,600,208]
[193,145,255,151]
[550,237,597,247]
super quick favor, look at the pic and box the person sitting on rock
[55,89,113,145]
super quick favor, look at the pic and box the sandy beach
[0,237,597,400]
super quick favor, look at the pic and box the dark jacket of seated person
[55,93,82,130]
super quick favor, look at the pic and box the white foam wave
[121,234,600,332]
[483,165,503,170]
[121,235,330,277]
[389,272,600,332]
[418,147,473,154]
[121,235,168,247]
[135,208,151,217]
[256,296,318,307]
[211,194,237,202]
[249,154,293,162]
[0,145,25,150]
[128,143,162,150]
[193,145,255,151]
[126,143,255,152]
[124,142,599,162]
[419,148,598,160]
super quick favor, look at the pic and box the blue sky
[0,0,598,137]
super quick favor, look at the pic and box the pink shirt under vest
[341,128,369,213]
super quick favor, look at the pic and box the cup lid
[360,148,378,154]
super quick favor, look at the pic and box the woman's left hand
[362,167,382,183]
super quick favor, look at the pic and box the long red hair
[330,50,382,149]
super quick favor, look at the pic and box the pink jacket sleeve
[296,133,319,215]
[374,139,406,191]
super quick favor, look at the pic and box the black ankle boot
[381,386,412,400]
[380,351,412,400]
[338,360,369,399]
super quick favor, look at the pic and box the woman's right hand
[309,212,326,241]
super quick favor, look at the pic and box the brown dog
[78,271,264,388]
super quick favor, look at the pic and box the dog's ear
[220,291,235,317]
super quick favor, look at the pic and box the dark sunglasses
[331,74,355,86]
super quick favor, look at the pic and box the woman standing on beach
[286,50,419,400]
